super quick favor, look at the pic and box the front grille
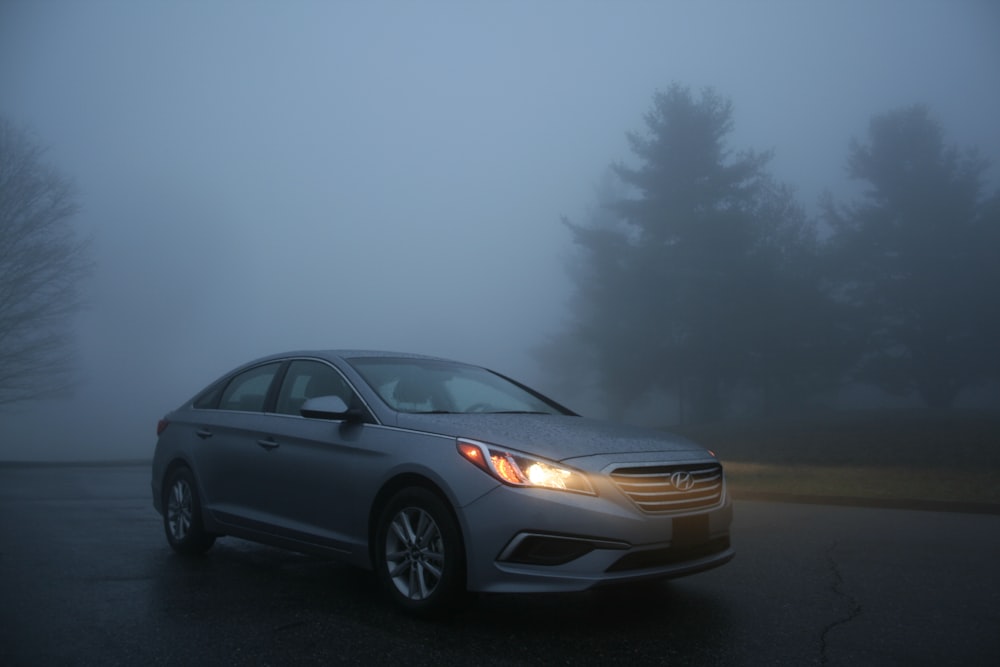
[610,463,724,513]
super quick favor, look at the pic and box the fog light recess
[499,533,629,566]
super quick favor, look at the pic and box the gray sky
[1,0,998,460]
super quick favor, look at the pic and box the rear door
[190,361,285,527]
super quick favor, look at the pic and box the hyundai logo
[669,471,695,491]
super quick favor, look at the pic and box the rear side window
[218,363,281,412]
[192,382,224,409]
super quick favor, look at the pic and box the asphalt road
[0,464,997,666]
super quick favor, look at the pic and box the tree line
[540,84,1000,422]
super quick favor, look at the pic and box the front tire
[163,467,216,555]
[375,487,466,614]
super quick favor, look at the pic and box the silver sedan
[152,350,733,613]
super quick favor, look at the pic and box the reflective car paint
[152,350,733,608]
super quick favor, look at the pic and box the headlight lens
[457,438,595,495]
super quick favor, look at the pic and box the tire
[374,487,467,614]
[163,467,216,555]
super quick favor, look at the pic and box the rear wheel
[375,487,466,614]
[163,467,216,555]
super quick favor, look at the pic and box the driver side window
[275,360,353,416]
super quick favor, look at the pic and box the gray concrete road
[0,464,997,666]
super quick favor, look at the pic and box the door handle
[256,438,280,451]
[196,429,213,440]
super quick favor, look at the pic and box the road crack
[820,541,862,666]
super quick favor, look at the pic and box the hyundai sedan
[151,350,733,612]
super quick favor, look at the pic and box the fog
[1,1,998,460]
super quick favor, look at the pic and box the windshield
[348,358,571,415]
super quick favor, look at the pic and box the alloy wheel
[383,506,445,601]
[166,477,193,542]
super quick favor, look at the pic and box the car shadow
[150,538,733,664]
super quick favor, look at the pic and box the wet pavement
[0,464,998,666]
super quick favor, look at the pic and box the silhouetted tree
[547,85,830,422]
[537,168,657,420]
[0,118,90,405]
[738,181,850,415]
[974,191,1000,384]
[825,105,998,408]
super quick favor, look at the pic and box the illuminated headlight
[457,438,595,495]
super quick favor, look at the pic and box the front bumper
[459,473,734,593]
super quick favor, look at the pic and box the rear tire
[374,487,466,614]
[163,467,216,555]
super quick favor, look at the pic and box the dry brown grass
[723,461,1000,505]
[671,409,1000,507]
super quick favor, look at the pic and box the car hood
[392,413,709,462]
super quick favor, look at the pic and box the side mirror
[300,395,358,421]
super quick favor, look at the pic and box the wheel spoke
[421,560,443,579]
[401,511,419,542]
[385,548,408,561]
[388,560,409,578]
[391,513,413,546]
[415,562,430,599]
[416,514,438,546]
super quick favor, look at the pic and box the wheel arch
[159,459,218,554]
[367,473,467,575]
[156,458,201,516]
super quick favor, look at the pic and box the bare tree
[0,118,90,405]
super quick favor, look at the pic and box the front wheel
[163,467,216,555]
[375,487,466,614]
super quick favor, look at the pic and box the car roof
[248,349,460,365]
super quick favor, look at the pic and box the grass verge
[724,461,1000,511]
[674,409,1000,513]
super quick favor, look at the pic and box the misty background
[1,1,998,461]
